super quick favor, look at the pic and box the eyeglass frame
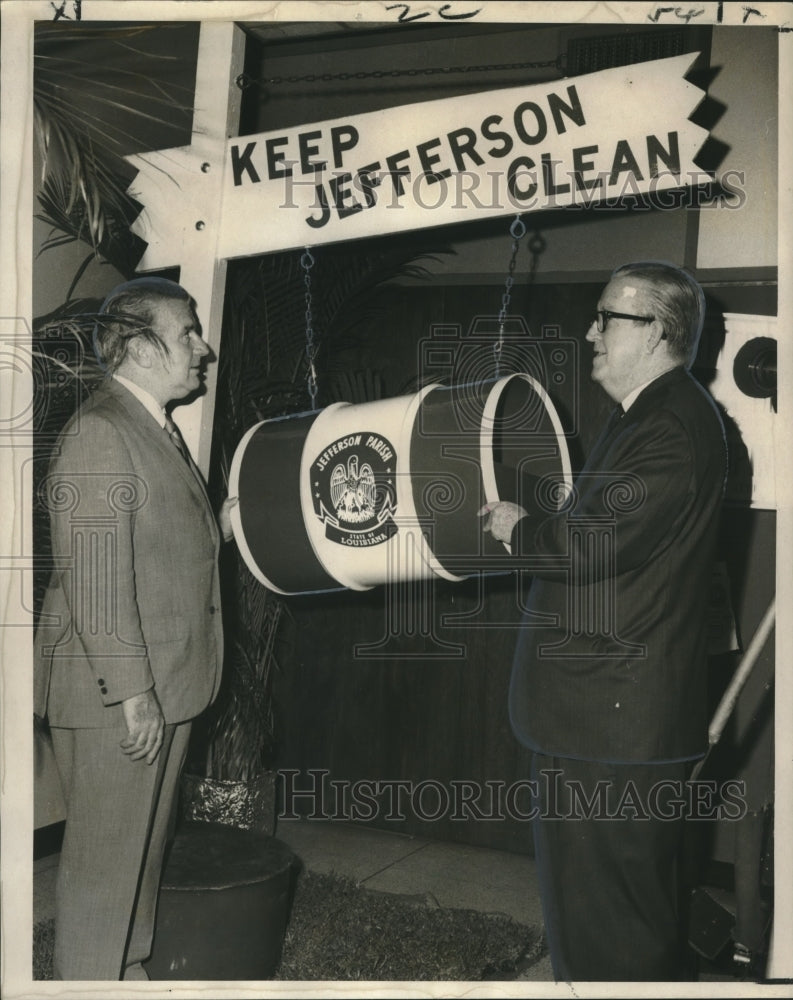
[595,309,656,333]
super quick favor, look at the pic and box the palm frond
[33,21,196,273]
[32,300,109,625]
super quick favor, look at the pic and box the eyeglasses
[595,309,655,333]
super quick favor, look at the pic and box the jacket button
[209,605,216,614]
[100,686,108,695]
[97,678,105,686]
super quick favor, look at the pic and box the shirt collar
[113,373,166,428]
[621,369,676,412]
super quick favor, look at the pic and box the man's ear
[127,335,153,369]
[646,319,667,353]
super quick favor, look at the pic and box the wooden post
[166,21,244,477]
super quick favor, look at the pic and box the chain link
[495,215,527,379]
[236,55,564,90]
[301,247,319,409]
[526,232,546,283]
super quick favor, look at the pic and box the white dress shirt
[621,367,679,413]
[113,373,167,428]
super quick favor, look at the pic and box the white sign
[127,53,708,266]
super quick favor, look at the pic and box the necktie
[164,414,190,464]
[584,404,625,470]
[607,403,625,432]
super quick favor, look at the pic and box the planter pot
[144,821,296,980]
[180,772,277,837]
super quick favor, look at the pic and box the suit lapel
[582,405,625,472]
[582,368,687,473]
[623,366,686,425]
[100,380,217,532]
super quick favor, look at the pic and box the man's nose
[192,336,210,356]
[585,322,599,342]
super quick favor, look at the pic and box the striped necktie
[164,414,190,464]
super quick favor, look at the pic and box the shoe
[732,942,765,980]
[123,962,150,980]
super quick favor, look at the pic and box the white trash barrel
[229,373,571,594]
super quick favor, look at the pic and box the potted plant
[180,570,286,836]
[176,251,307,835]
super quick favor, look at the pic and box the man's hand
[478,501,528,543]
[120,689,165,765]
[219,495,239,543]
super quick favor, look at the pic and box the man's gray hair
[93,277,194,373]
[613,261,705,368]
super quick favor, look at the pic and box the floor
[34,816,741,986]
[33,817,551,982]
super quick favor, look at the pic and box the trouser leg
[733,807,773,955]
[50,724,172,980]
[124,720,191,971]
[531,753,689,982]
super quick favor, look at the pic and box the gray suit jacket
[34,378,223,728]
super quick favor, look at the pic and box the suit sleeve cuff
[510,515,533,555]
[93,662,155,707]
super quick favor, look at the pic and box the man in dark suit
[481,261,727,981]
[34,277,235,980]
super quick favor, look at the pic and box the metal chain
[236,55,564,90]
[301,247,319,409]
[495,215,526,379]
[526,232,546,281]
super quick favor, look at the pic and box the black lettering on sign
[508,156,537,201]
[266,136,291,178]
[647,132,680,177]
[331,125,360,167]
[481,115,513,158]
[416,137,452,184]
[385,150,412,197]
[541,154,570,197]
[306,183,331,229]
[548,85,586,134]
[514,102,548,146]
[299,131,326,173]
[572,145,602,192]
[609,140,644,185]
[447,128,484,170]
[329,173,363,219]
[231,142,261,186]
[355,162,383,208]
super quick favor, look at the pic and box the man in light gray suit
[34,277,235,980]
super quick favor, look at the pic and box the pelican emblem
[311,431,397,546]
[330,454,376,524]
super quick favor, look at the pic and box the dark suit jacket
[34,378,224,728]
[509,366,727,763]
